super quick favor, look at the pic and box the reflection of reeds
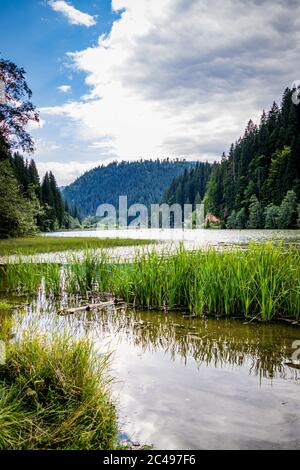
[2,242,300,321]
[11,296,299,382]
[105,309,298,381]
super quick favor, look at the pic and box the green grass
[2,242,300,322]
[0,236,154,257]
[0,301,12,310]
[0,326,118,450]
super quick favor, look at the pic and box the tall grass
[0,325,117,450]
[2,243,300,321]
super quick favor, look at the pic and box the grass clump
[0,236,154,257]
[112,243,300,321]
[0,331,118,450]
[0,301,12,311]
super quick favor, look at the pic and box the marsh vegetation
[2,243,299,322]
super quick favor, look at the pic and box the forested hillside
[205,88,300,228]
[63,159,193,217]
[163,162,212,207]
[163,88,300,229]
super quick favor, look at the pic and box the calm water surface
[47,228,300,247]
[2,293,300,450]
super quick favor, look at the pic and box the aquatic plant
[0,323,117,450]
[3,243,300,321]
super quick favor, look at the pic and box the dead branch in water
[59,301,115,316]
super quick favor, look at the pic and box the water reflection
[2,293,300,449]
[9,294,300,382]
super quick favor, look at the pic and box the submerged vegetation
[0,236,154,257]
[0,320,117,450]
[2,243,299,322]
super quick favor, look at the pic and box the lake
[5,292,300,450]
[47,228,300,247]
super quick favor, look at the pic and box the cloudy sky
[1,0,300,185]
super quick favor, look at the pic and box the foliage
[4,243,300,321]
[0,329,117,450]
[247,195,264,229]
[0,160,42,238]
[0,59,39,153]
[277,190,298,229]
[201,89,300,228]
[163,162,211,207]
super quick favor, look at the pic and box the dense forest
[0,58,78,238]
[163,162,212,208]
[164,88,300,229]
[63,159,194,217]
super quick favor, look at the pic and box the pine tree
[236,208,247,229]
[264,204,280,229]
[0,160,40,238]
[28,159,40,198]
[49,172,64,227]
[277,190,298,229]
[247,195,264,229]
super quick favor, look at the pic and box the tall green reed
[3,243,300,321]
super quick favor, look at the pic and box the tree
[226,211,238,229]
[28,159,41,198]
[49,172,64,227]
[0,59,39,153]
[236,208,247,229]
[0,160,41,238]
[265,147,293,205]
[247,195,264,229]
[264,204,280,229]
[278,190,298,229]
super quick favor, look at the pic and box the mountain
[63,159,194,217]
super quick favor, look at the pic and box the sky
[1,0,300,185]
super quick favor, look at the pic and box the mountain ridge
[63,159,195,217]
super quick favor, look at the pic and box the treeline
[63,159,194,217]
[163,162,211,207]
[164,88,300,229]
[205,88,300,228]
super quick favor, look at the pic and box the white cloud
[58,85,71,93]
[42,0,300,167]
[27,118,46,131]
[48,1,96,27]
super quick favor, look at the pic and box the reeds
[0,323,118,450]
[2,243,300,321]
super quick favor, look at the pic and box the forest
[163,162,212,208]
[164,88,300,229]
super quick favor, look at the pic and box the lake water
[4,294,300,450]
[47,228,300,247]
[22,229,298,264]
